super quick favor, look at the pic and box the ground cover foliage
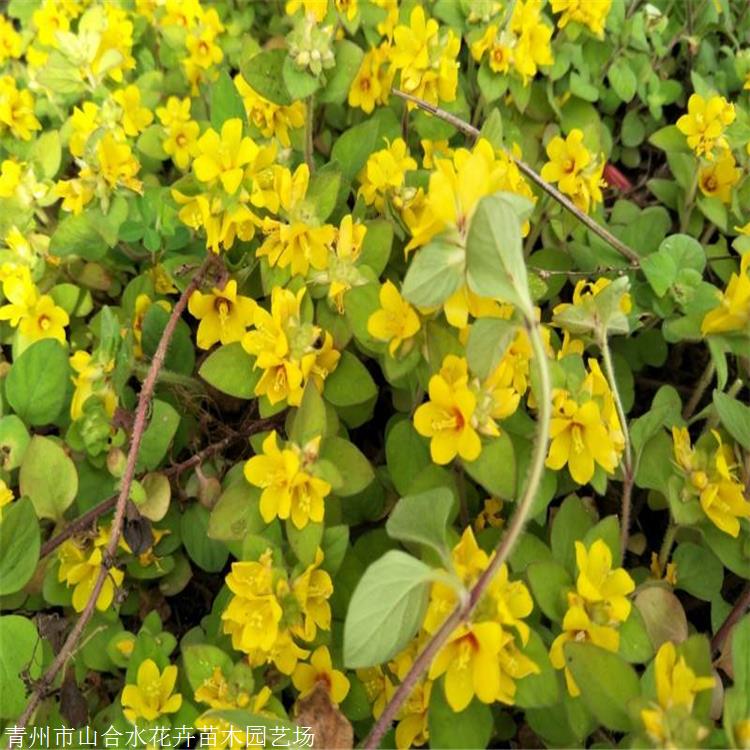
[0,0,749,748]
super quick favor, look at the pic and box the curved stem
[390,88,641,266]
[599,334,634,558]
[363,317,552,749]
[712,584,750,655]
[657,522,678,572]
[16,256,215,729]
[683,361,715,420]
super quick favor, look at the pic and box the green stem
[599,334,634,557]
[658,522,678,572]
[683,361,715,419]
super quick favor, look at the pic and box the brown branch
[391,88,641,267]
[712,584,750,655]
[16,255,215,729]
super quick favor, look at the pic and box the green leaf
[564,642,640,731]
[358,219,393,277]
[199,342,259,399]
[330,118,379,183]
[634,586,688,650]
[137,124,168,160]
[239,49,292,105]
[282,57,320,99]
[318,40,364,104]
[429,690,493,749]
[0,415,30,470]
[19,436,78,521]
[135,400,180,472]
[673,542,724,601]
[463,433,515,499]
[286,520,324,566]
[478,108,503,150]
[32,130,61,179]
[0,498,40,596]
[0,616,43,720]
[6,339,69,426]
[526,560,572,621]
[608,58,637,102]
[514,629,560,708]
[618,605,654,664]
[550,495,595,574]
[139,473,171,523]
[183,644,234,692]
[141,303,195,376]
[290,382,328,446]
[319,436,373,496]
[324,350,377,407]
[306,164,341,222]
[649,125,690,152]
[466,317,518,379]
[731,613,750,695]
[386,488,454,560]
[208,483,264,542]
[181,504,229,572]
[641,249,678,297]
[466,193,534,315]
[343,550,434,668]
[211,70,247,130]
[401,238,465,308]
[386,420,432,496]
[712,390,750,451]
[49,212,108,260]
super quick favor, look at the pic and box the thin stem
[17,256,215,730]
[363,317,552,750]
[305,95,315,172]
[712,584,750,655]
[390,89,641,267]
[132,362,203,390]
[683,361,715,419]
[658,522,678,572]
[599,334,634,558]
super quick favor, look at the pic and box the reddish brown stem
[712,584,750,655]
[16,256,215,729]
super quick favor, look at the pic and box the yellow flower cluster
[672,427,750,537]
[640,641,714,748]
[241,286,339,407]
[221,548,333,676]
[414,354,524,465]
[701,252,750,336]
[244,431,332,529]
[69,350,118,421]
[540,129,605,214]
[235,74,306,148]
[676,93,735,160]
[57,526,124,613]
[0,76,41,141]
[156,96,200,171]
[389,7,460,107]
[470,0,554,84]
[550,0,612,38]
[0,14,22,64]
[545,358,625,485]
[549,539,635,695]
[349,45,393,114]
[367,280,421,356]
[358,137,418,214]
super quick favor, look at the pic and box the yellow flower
[292,646,350,705]
[470,24,514,74]
[222,557,283,654]
[551,0,612,37]
[286,0,330,22]
[188,280,257,350]
[235,74,305,148]
[699,148,741,204]
[640,641,714,746]
[112,85,154,137]
[121,659,183,723]
[32,0,73,47]
[474,498,504,531]
[0,159,22,198]
[676,93,735,159]
[510,0,554,83]
[93,5,136,83]
[185,28,223,70]
[292,548,333,641]
[193,118,258,195]
[57,538,124,612]
[163,119,201,170]
[701,252,750,335]
[358,666,395,721]
[549,594,621,696]
[69,350,117,421]
[390,6,460,106]
[95,132,143,193]
[243,431,332,529]
[545,389,621,484]
[156,96,192,128]
[414,360,482,465]
[394,677,431,750]
[367,280,420,356]
[358,138,417,212]
[0,15,22,63]
[0,274,69,344]
[52,178,95,215]
[348,46,390,114]
[420,139,454,170]
[650,552,678,586]
[574,539,635,622]
[0,76,41,141]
